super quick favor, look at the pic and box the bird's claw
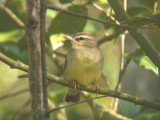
[73,80,79,92]
[92,83,101,96]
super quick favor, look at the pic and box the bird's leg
[72,80,79,92]
[92,82,101,96]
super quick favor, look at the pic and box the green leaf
[99,13,114,29]
[137,112,160,120]
[48,83,66,105]
[122,14,160,27]
[0,0,26,32]
[46,9,57,19]
[0,29,24,43]
[0,0,6,4]
[120,100,142,117]
[0,42,28,64]
[125,49,158,75]
[121,17,154,27]
[151,34,160,53]
[127,5,153,17]
[18,35,27,52]
[59,0,74,4]
[48,5,88,34]
[138,0,157,10]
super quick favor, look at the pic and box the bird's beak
[64,35,75,41]
[64,35,81,46]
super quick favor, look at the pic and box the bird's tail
[64,88,81,102]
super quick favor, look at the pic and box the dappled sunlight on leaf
[50,33,66,50]
[139,56,158,75]
[46,9,57,19]
[125,49,158,76]
[0,29,24,43]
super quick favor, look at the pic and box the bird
[64,32,103,102]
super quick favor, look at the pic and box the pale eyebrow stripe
[74,35,93,40]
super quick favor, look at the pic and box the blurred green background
[0,0,160,120]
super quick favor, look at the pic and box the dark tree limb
[26,0,48,119]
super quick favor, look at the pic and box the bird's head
[64,32,97,48]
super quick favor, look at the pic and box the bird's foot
[73,80,79,92]
[92,82,101,96]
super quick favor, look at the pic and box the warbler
[64,32,103,102]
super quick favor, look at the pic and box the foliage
[125,49,158,75]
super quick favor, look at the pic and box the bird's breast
[65,47,103,86]
[76,47,102,65]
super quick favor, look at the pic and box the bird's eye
[79,37,84,41]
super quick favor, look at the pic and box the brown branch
[87,0,128,47]
[101,72,112,89]
[0,88,28,101]
[153,1,158,14]
[81,94,132,120]
[0,53,160,110]
[0,53,29,72]
[87,0,118,24]
[48,5,160,31]
[0,2,25,28]
[53,50,66,57]
[113,0,127,112]
[45,47,64,73]
[98,29,127,45]
[45,45,66,57]
[26,0,48,119]
[115,59,131,90]
[46,95,107,115]
[11,99,30,120]
[47,5,137,29]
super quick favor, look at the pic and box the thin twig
[0,2,25,28]
[88,0,127,52]
[53,51,66,57]
[153,1,158,14]
[81,94,132,120]
[45,95,107,115]
[48,5,160,30]
[98,29,126,45]
[87,0,118,24]
[81,93,95,114]
[113,59,131,112]
[115,0,129,91]
[45,45,66,75]
[110,8,112,17]
[110,59,131,111]
[115,59,131,90]
[101,72,112,89]
[18,74,29,78]
[112,0,127,112]
[45,44,66,57]
[0,89,28,101]
[11,99,30,120]
[47,5,138,29]
[71,2,86,13]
